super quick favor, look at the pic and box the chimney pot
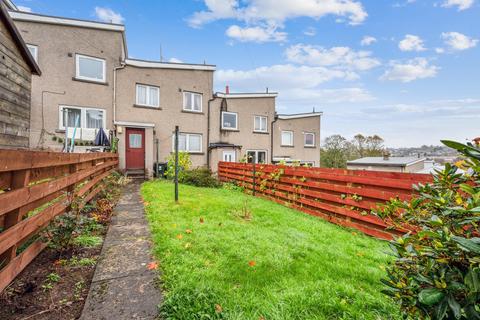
[225,85,230,94]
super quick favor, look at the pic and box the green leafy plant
[375,140,480,319]
[165,152,192,181]
[73,234,102,247]
[180,168,221,188]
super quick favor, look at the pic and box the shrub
[376,140,480,320]
[180,168,221,188]
[165,152,192,181]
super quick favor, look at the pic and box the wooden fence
[0,150,118,292]
[218,162,432,240]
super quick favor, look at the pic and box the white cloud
[441,0,474,11]
[94,7,124,24]
[435,47,445,53]
[304,27,316,36]
[360,36,376,46]
[285,44,381,71]
[215,64,374,107]
[168,58,183,63]
[17,5,32,12]
[398,34,426,51]
[441,31,478,50]
[188,0,368,27]
[226,24,287,43]
[381,58,439,82]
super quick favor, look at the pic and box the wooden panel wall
[0,150,119,292]
[0,16,32,148]
[218,162,433,240]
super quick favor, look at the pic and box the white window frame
[245,150,268,164]
[136,84,160,108]
[26,44,38,62]
[253,115,268,133]
[183,91,203,112]
[222,150,236,162]
[304,132,315,147]
[221,111,238,130]
[171,133,203,153]
[75,54,106,83]
[58,105,106,130]
[281,130,294,146]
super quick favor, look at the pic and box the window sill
[281,145,294,148]
[170,152,205,155]
[253,131,269,135]
[134,104,162,110]
[72,77,108,86]
[221,128,239,132]
[181,110,204,115]
[304,145,316,148]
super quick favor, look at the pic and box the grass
[142,181,401,320]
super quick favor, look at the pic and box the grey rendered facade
[8,8,321,176]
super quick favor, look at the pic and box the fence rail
[0,150,118,292]
[218,162,432,240]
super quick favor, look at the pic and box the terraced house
[6,2,321,177]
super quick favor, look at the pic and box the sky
[14,0,480,147]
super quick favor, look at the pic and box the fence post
[0,169,31,264]
[252,154,256,196]
[174,126,179,202]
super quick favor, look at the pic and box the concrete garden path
[81,181,161,320]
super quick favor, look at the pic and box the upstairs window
[172,133,202,153]
[281,130,294,146]
[136,84,160,108]
[76,54,106,83]
[254,116,267,132]
[222,111,238,130]
[27,44,38,62]
[304,132,315,147]
[183,92,202,112]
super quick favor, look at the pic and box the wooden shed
[0,0,40,148]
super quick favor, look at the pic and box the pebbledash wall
[9,9,321,176]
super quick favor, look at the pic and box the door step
[125,169,146,180]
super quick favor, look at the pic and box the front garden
[142,181,402,319]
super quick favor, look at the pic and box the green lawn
[142,181,401,320]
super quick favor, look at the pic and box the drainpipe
[113,62,126,128]
[270,113,278,163]
[207,94,216,170]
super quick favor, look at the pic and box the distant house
[0,0,40,148]
[347,156,426,173]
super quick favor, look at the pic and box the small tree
[376,140,480,319]
[165,152,191,181]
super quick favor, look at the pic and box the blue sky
[15,0,480,147]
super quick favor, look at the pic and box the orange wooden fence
[218,162,433,240]
[0,150,118,292]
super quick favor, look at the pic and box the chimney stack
[225,85,230,94]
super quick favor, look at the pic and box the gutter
[113,62,126,128]
[270,113,278,163]
[206,95,217,170]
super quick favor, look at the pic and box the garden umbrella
[94,129,110,146]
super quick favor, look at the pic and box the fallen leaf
[248,260,256,267]
[259,317,265,320]
[199,217,204,223]
[184,243,191,249]
[356,252,364,257]
[144,202,150,206]
[176,234,183,239]
[215,304,223,313]
[351,232,357,236]
[147,262,158,270]
[185,229,192,234]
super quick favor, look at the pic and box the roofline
[346,158,426,167]
[0,2,40,75]
[125,58,216,71]
[277,112,322,120]
[9,10,125,31]
[3,0,16,10]
[215,92,278,99]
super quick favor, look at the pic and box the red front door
[125,128,145,170]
